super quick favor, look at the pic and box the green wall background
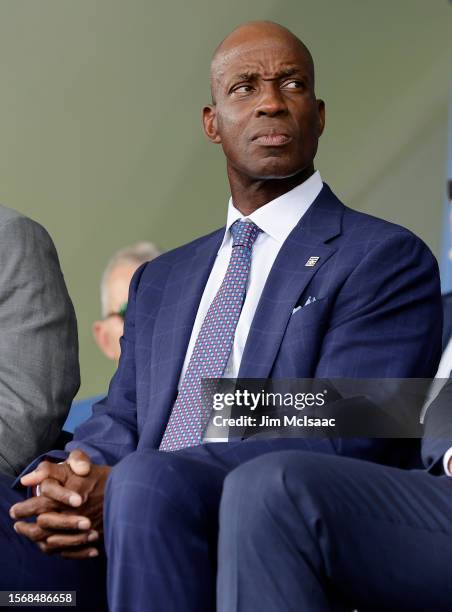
[0,0,450,398]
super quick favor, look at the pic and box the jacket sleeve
[0,216,79,476]
[314,230,442,465]
[63,263,148,466]
[422,380,452,473]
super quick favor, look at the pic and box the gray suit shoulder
[0,204,58,252]
[0,203,27,224]
[0,203,47,232]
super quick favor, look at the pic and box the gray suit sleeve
[0,215,80,476]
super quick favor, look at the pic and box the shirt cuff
[443,447,452,476]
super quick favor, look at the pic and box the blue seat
[63,395,103,434]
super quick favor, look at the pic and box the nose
[254,82,288,117]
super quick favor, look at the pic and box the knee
[221,451,330,527]
[105,450,200,529]
[107,449,161,493]
[220,452,290,532]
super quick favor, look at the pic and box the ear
[202,105,222,143]
[92,321,117,361]
[316,99,326,137]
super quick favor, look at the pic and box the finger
[13,521,52,542]
[67,450,91,477]
[36,541,57,555]
[37,512,91,531]
[21,461,68,487]
[61,547,99,560]
[10,496,56,520]
[45,530,99,550]
[39,478,83,508]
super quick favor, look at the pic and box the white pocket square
[292,297,317,315]
[304,296,317,306]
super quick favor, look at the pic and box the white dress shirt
[178,170,323,387]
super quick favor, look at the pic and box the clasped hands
[9,449,111,560]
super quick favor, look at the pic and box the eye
[231,84,254,94]
[282,80,304,90]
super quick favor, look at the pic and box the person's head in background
[93,241,161,362]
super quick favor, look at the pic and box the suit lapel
[239,184,344,378]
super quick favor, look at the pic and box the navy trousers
[217,451,452,612]
[0,439,316,611]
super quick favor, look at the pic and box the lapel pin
[305,256,320,267]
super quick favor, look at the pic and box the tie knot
[230,220,261,249]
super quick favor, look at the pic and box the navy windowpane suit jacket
[65,184,442,470]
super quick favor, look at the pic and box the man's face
[204,32,325,181]
[92,263,138,363]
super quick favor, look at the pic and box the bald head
[210,21,314,103]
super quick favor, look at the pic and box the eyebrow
[230,67,307,82]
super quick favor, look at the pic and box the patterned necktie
[160,220,261,451]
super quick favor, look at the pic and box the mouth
[251,133,292,147]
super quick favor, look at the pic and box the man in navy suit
[217,381,452,612]
[2,21,442,611]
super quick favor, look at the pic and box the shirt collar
[222,170,323,248]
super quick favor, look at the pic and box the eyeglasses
[105,302,128,320]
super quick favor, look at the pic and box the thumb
[67,449,92,476]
